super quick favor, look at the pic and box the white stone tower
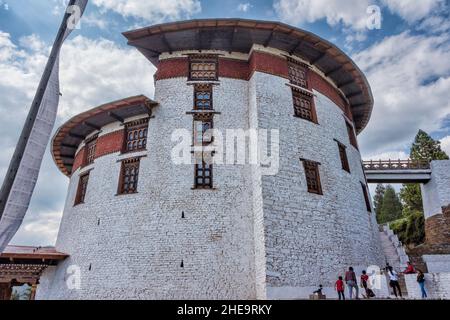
[37,19,384,300]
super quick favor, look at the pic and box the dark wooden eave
[123,18,374,133]
[51,95,159,177]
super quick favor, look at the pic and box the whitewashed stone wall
[405,273,450,299]
[38,77,257,300]
[423,255,450,273]
[37,50,384,300]
[250,71,384,299]
[421,160,450,218]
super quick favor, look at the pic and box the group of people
[385,262,428,299]
[331,262,428,300]
[334,267,375,300]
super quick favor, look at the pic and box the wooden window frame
[188,55,219,81]
[361,182,372,212]
[335,140,351,173]
[194,84,213,110]
[345,120,359,150]
[292,88,318,123]
[84,135,98,166]
[74,172,90,206]
[301,159,323,195]
[194,159,213,189]
[193,114,214,146]
[117,158,141,195]
[287,58,309,89]
[123,118,149,154]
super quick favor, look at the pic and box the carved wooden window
[124,119,149,153]
[193,114,213,146]
[85,136,97,166]
[301,159,322,195]
[194,84,213,110]
[346,121,358,150]
[195,160,213,189]
[118,158,140,195]
[74,173,89,205]
[361,182,372,212]
[336,141,350,173]
[189,55,218,81]
[288,59,309,88]
[292,89,317,123]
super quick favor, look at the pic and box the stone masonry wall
[405,273,450,299]
[251,71,384,299]
[37,77,256,300]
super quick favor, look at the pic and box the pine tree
[410,129,449,161]
[378,185,403,224]
[374,184,386,222]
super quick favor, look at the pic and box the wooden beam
[83,121,101,131]
[161,34,173,54]
[263,29,276,47]
[61,143,78,149]
[289,38,304,55]
[337,79,355,88]
[108,112,124,123]
[325,65,344,77]
[346,91,363,99]
[310,52,327,65]
[68,132,85,140]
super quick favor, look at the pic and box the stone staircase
[379,225,410,297]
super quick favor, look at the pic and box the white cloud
[273,0,372,30]
[355,31,450,158]
[12,211,63,246]
[0,31,156,246]
[364,151,410,161]
[237,3,252,12]
[441,136,450,155]
[381,0,445,23]
[92,0,201,23]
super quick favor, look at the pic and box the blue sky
[0,0,449,246]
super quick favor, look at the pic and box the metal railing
[363,159,431,171]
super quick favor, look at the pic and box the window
[193,114,213,146]
[118,158,141,195]
[189,55,218,81]
[301,159,322,195]
[292,89,317,123]
[74,173,89,205]
[288,59,309,88]
[124,119,149,153]
[346,121,358,150]
[336,141,350,173]
[361,182,372,212]
[194,84,213,110]
[85,136,97,166]
[195,160,213,189]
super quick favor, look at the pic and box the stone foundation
[425,205,450,246]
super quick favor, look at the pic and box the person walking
[417,270,428,299]
[388,266,402,298]
[360,270,369,298]
[345,267,359,299]
[335,276,345,300]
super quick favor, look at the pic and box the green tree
[396,130,449,245]
[410,129,449,162]
[373,184,385,220]
[378,185,403,224]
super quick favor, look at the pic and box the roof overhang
[123,19,374,134]
[52,95,158,176]
[1,246,69,262]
